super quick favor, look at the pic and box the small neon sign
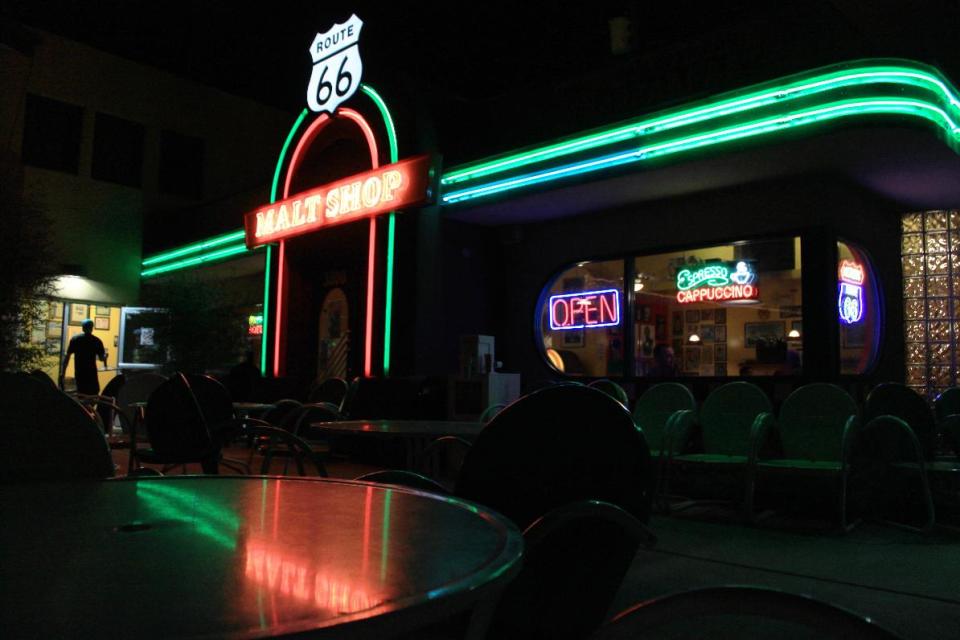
[248,314,264,336]
[838,260,865,324]
[549,289,620,330]
[676,261,758,304]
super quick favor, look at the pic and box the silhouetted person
[227,350,261,401]
[647,344,680,377]
[61,318,106,395]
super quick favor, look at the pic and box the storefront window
[538,260,624,377]
[634,238,802,377]
[838,241,881,376]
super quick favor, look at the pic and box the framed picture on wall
[744,321,785,347]
[715,308,726,324]
[701,345,714,365]
[95,305,111,317]
[68,303,88,326]
[715,343,727,362]
[683,346,701,371]
[94,316,110,330]
[46,321,61,338]
[49,302,63,320]
[715,363,727,376]
[780,305,802,319]
[700,325,716,342]
[685,310,700,324]
[672,311,684,336]
[563,328,585,347]
[715,325,727,341]
[700,309,714,322]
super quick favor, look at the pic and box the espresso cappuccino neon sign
[676,261,758,304]
[244,155,432,248]
[549,289,620,330]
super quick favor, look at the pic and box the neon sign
[549,289,620,330]
[247,314,263,336]
[244,155,432,248]
[838,259,865,324]
[676,261,758,304]
[307,14,363,114]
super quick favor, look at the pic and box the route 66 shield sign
[307,14,363,114]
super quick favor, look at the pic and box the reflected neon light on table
[549,289,620,330]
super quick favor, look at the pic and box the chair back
[933,387,960,422]
[456,384,653,528]
[632,383,697,452]
[354,470,449,494]
[0,372,113,480]
[28,369,57,388]
[478,403,506,424]
[260,399,304,431]
[865,383,937,460]
[187,374,234,427]
[588,379,629,407]
[290,402,342,438]
[488,500,653,640]
[415,436,472,491]
[117,372,166,411]
[596,586,902,639]
[247,425,328,477]
[778,383,858,461]
[307,377,349,409]
[144,373,213,459]
[95,373,126,432]
[699,382,772,455]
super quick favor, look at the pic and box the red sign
[549,289,620,330]
[244,155,432,248]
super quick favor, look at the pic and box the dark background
[5,1,960,163]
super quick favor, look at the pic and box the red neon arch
[274,109,380,378]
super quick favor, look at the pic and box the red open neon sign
[244,155,432,248]
[549,289,620,330]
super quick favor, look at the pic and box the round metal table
[0,476,523,638]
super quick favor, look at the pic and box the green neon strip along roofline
[440,60,960,194]
[142,229,247,266]
[140,243,258,277]
[442,98,960,204]
[443,97,960,204]
[362,83,400,376]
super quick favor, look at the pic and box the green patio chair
[632,383,697,457]
[633,383,697,510]
[865,383,945,528]
[662,381,772,516]
[933,387,960,457]
[746,383,860,529]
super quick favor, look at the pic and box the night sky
[5,1,960,160]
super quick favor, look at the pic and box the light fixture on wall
[688,333,701,343]
[788,329,801,338]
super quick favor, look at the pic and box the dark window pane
[22,94,82,174]
[91,113,144,187]
[159,130,204,198]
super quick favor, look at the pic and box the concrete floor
[610,512,960,639]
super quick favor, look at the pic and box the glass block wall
[902,210,959,397]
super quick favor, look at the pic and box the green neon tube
[142,230,246,266]
[442,95,960,204]
[140,243,254,277]
[271,110,310,202]
[441,62,960,187]
[362,84,399,376]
